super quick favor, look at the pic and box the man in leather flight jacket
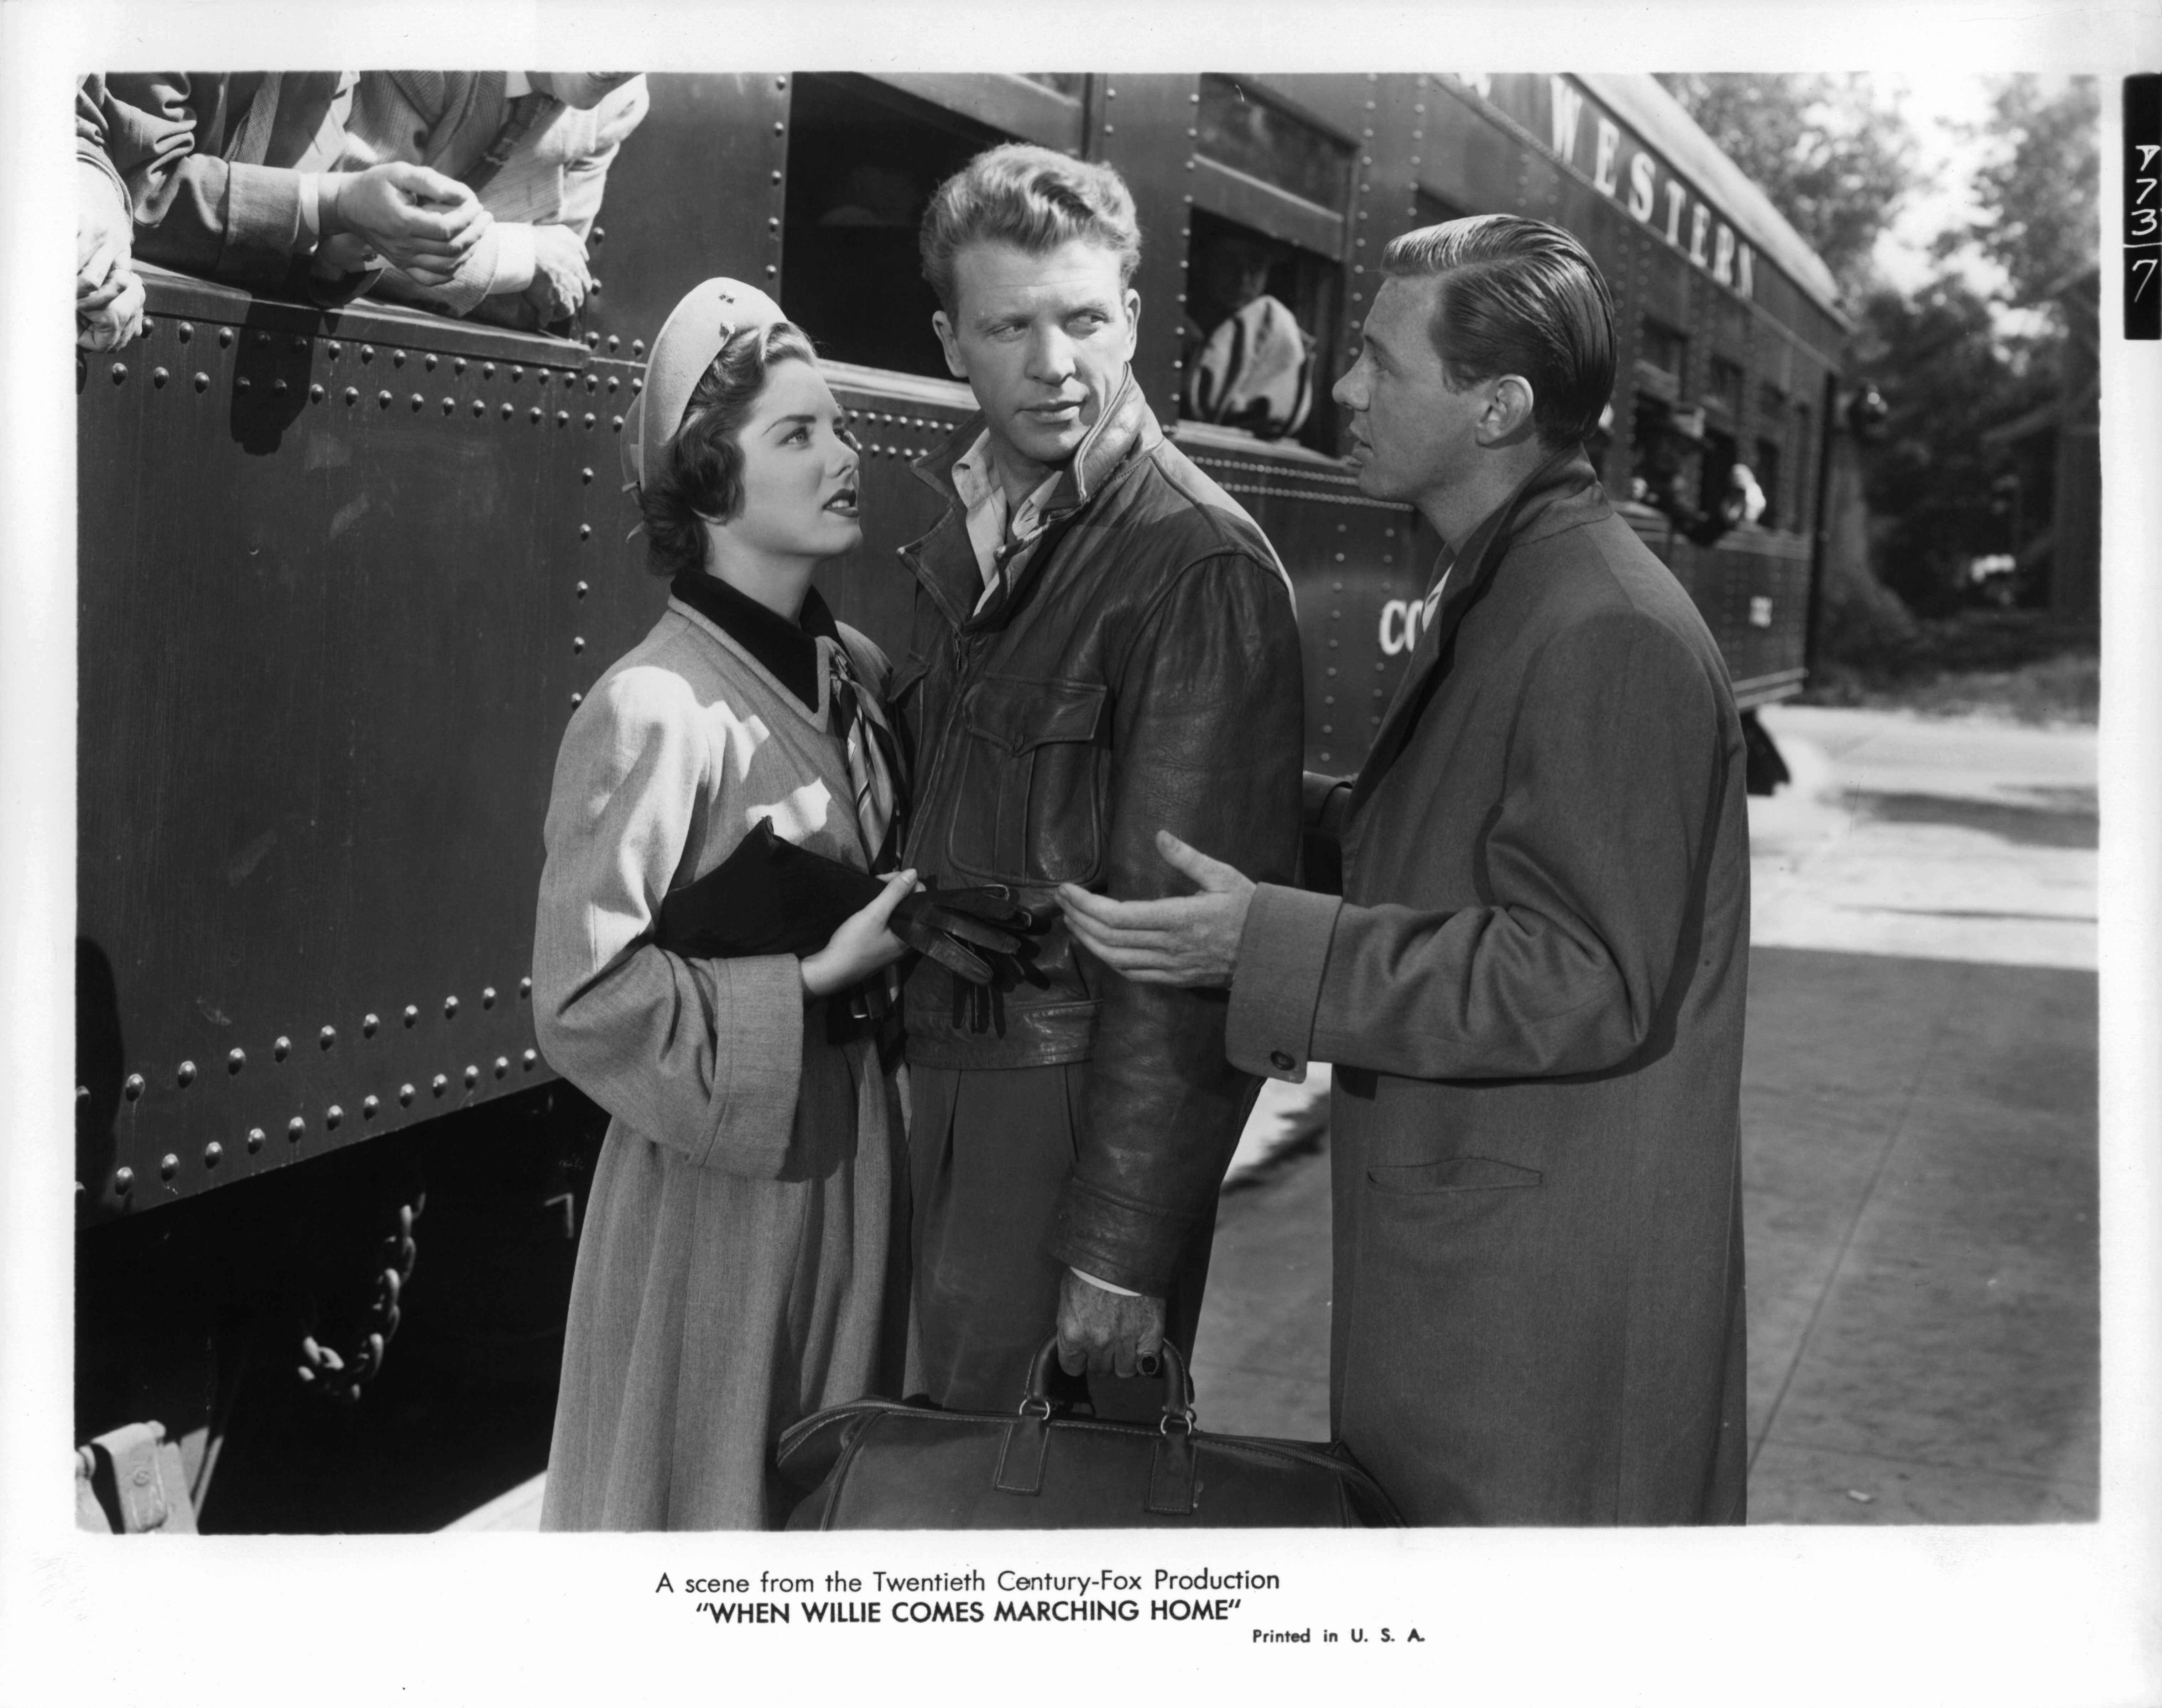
[894,145,1303,1413]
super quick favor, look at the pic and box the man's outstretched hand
[1055,1270,1166,1380]
[1056,829,1254,988]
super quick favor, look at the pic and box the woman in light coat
[533,279,913,1529]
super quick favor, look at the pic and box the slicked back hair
[920,143,1142,317]
[1379,214,1616,448]
[640,319,820,578]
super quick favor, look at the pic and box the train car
[73,70,1846,1530]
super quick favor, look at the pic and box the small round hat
[620,277,787,497]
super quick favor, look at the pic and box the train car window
[1753,434,1783,529]
[1705,356,1744,418]
[1788,401,1815,534]
[1755,382,1788,529]
[780,73,1010,380]
[1195,75,1355,214]
[1711,295,1749,353]
[1180,207,1340,452]
[1630,395,1690,501]
[1698,425,1738,518]
[1636,321,1687,403]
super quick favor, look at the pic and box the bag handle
[1019,1333,1194,1430]
[994,1334,1199,1509]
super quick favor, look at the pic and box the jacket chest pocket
[948,674,1108,885]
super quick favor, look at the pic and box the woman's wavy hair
[639,318,820,578]
[1379,214,1616,448]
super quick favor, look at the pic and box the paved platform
[1749,705,2096,971]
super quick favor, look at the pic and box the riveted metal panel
[1422,81,1523,216]
[1551,166,1616,278]
[1085,72,1198,429]
[1370,74,1441,247]
[1517,148,1562,217]
[1339,72,1430,446]
[77,272,663,1222]
[579,73,791,360]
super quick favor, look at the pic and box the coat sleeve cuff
[217,163,308,280]
[1047,1182,1202,1296]
[1225,882,1340,1082]
[78,148,129,217]
[488,222,536,293]
[692,954,805,1174]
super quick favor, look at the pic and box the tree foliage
[1935,75,2100,308]
[1655,74,2100,627]
[1848,278,2057,613]
[1655,73,1921,300]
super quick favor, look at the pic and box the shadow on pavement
[1846,789,2098,849]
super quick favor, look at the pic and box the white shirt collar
[1423,552,1456,623]
[953,429,1062,612]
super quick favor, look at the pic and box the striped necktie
[824,643,901,874]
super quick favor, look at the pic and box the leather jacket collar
[907,369,1159,626]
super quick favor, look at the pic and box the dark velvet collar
[669,569,838,709]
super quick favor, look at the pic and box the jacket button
[1270,1050,1295,1071]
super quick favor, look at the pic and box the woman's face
[721,358,862,562]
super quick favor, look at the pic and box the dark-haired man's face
[1334,273,1495,514]
[934,239,1139,487]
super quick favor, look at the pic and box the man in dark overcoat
[1061,214,1750,1524]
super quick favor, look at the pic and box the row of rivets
[115,366,624,424]
[845,411,943,431]
[114,344,608,391]
[106,1046,547,1194]
[109,981,530,1096]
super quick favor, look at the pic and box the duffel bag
[775,1335,1402,1529]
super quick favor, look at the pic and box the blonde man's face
[933,239,1140,482]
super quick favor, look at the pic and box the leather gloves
[655,817,1036,987]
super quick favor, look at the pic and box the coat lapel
[897,412,986,631]
[1346,446,1598,821]
[666,596,831,728]
[898,371,1155,636]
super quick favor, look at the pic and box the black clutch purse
[653,818,1033,986]
[775,1336,1403,1529]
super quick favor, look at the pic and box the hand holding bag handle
[994,1335,1199,1514]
